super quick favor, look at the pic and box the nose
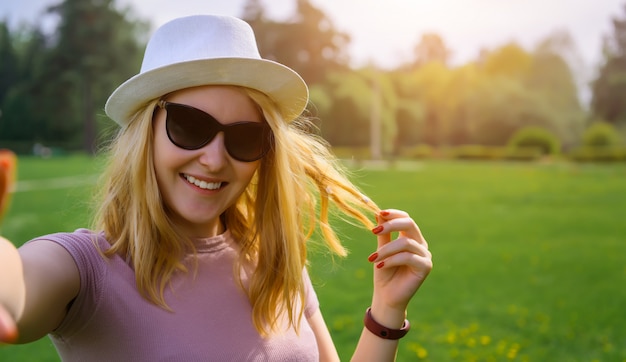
[198,132,228,169]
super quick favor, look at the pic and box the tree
[409,33,451,68]
[241,0,350,85]
[0,0,146,154]
[0,24,51,152]
[44,0,147,153]
[310,68,398,155]
[515,31,586,148]
[393,62,452,145]
[0,22,19,107]
[591,4,626,127]
[481,42,532,81]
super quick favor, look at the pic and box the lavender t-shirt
[35,229,320,361]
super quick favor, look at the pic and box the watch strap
[363,307,410,340]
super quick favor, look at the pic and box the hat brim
[105,58,308,126]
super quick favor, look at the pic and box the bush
[502,147,543,161]
[399,144,434,159]
[582,121,622,148]
[507,126,560,155]
[450,145,504,160]
[331,146,371,160]
[569,147,626,162]
[448,145,542,162]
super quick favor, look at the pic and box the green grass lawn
[1,156,625,361]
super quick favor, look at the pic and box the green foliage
[0,0,596,157]
[583,121,623,147]
[313,70,398,154]
[449,145,503,160]
[568,122,626,162]
[569,147,626,162]
[330,146,371,160]
[0,0,146,154]
[591,5,626,126]
[409,33,451,68]
[398,144,434,159]
[482,42,532,80]
[502,147,543,161]
[507,126,561,155]
[242,0,350,85]
[447,145,543,162]
[394,100,425,147]
[390,62,452,146]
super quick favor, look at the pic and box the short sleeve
[28,229,108,338]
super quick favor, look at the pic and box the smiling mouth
[183,174,224,190]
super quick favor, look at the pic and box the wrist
[363,307,410,340]
[369,300,407,329]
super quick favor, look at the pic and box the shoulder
[28,228,110,255]
[25,228,111,280]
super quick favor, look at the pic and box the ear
[0,150,17,224]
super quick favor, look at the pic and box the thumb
[0,150,17,224]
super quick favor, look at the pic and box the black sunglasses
[157,100,272,162]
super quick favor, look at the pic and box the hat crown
[141,15,262,73]
[106,14,308,126]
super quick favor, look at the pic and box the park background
[1,0,625,360]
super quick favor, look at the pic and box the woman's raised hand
[367,209,432,314]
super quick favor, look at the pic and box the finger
[373,214,426,247]
[376,251,433,277]
[0,306,18,344]
[370,236,431,263]
[0,150,17,224]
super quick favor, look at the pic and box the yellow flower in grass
[416,347,428,359]
[466,337,476,348]
[445,331,457,344]
[480,335,491,346]
[507,343,520,359]
[407,342,428,359]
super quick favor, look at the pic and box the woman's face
[152,86,263,238]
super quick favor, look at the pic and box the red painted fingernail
[371,226,384,234]
[376,261,385,269]
[368,252,378,262]
[380,210,390,216]
[0,326,18,344]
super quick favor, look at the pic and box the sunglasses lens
[226,123,270,162]
[166,104,217,150]
[163,102,271,162]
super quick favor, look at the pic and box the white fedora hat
[105,15,309,126]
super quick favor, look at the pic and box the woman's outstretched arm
[0,237,79,344]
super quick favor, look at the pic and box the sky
[1,0,625,76]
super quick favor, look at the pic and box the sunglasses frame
[157,100,273,162]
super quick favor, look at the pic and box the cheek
[152,118,178,182]
[234,162,260,194]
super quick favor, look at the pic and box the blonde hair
[94,87,379,336]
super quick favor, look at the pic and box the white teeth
[184,175,222,190]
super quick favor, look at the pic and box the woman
[0,15,432,361]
